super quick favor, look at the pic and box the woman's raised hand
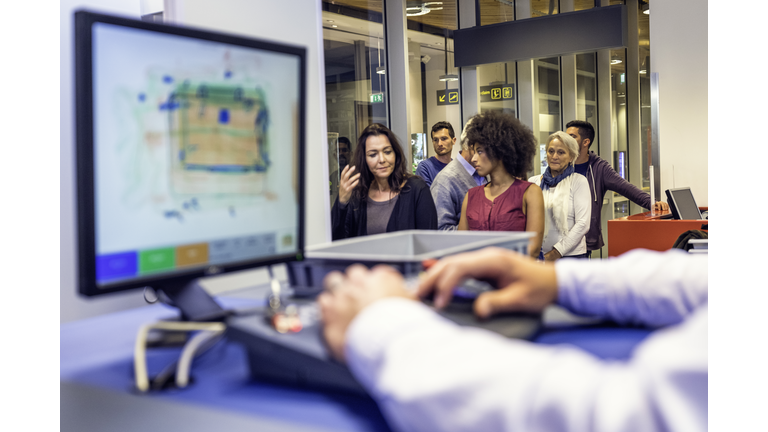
[338,165,360,205]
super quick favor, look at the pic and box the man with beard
[430,118,487,231]
[565,120,668,256]
[415,121,455,187]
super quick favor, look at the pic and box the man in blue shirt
[415,121,455,187]
[430,119,487,230]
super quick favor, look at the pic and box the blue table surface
[61,296,654,431]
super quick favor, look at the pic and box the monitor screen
[665,188,702,220]
[75,11,306,297]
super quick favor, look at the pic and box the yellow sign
[480,84,515,102]
[437,89,459,105]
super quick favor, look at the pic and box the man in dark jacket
[565,120,668,254]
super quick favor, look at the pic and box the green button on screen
[139,247,176,273]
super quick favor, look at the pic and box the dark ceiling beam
[453,5,627,67]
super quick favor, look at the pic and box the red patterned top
[466,180,532,231]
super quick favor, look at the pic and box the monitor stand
[155,279,230,322]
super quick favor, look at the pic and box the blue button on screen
[96,251,138,283]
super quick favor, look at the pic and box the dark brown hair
[565,120,595,148]
[351,123,411,202]
[465,110,536,178]
[430,121,455,139]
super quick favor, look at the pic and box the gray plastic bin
[287,230,532,294]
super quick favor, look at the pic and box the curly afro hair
[465,110,537,178]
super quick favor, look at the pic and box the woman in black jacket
[332,124,437,240]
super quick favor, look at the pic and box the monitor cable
[148,329,224,391]
[175,328,225,388]
[134,321,226,392]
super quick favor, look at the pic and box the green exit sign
[370,93,384,104]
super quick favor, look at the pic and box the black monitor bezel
[664,187,702,220]
[74,10,306,297]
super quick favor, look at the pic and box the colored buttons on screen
[139,247,175,273]
[96,251,138,282]
[176,243,209,267]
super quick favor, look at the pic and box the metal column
[383,0,411,165]
[458,0,478,127]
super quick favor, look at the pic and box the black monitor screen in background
[666,188,702,220]
[75,11,306,298]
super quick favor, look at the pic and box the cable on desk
[134,321,226,392]
[175,329,225,388]
[148,331,225,391]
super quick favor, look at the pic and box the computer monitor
[665,188,703,220]
[74,10,306,320]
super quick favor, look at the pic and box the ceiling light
[611,54,622,65]
[331,24,338,28]
[327,20,334,23]
[406,2,443,17]
[376,66,386,75]
[438,34,457,83]
[642,4,649,15]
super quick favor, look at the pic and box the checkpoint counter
[607,208,708,257]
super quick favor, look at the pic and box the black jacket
[331,176,438,240]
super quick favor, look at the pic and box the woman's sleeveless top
[466,180,532,231]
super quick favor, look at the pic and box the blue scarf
[540,164,575,190]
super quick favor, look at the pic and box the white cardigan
[529,173,591,256]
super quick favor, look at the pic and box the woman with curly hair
[457,111,544,259]
[332,123,437,240]
[528,131,591,261]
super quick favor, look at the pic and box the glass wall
[610,47,630,218]
[477,61,518,117]
[321,0,652,257]
[404,0,462,172]
[575,53,598,129]
[321,1,388,205]
[639,6,651,189]
[471,1,651,257]
[536,56,561,159]
[322,0,464,177]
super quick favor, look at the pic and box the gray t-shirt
[366,195,399,235]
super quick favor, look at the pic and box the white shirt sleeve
[556,249,708,326]
[553,175,591,256]
[344,249,708,432]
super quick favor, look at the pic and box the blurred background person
[566,120,669,256]
[415,121,456,187]
[429,118,486,231]
[332,124,437,240]
[329,136,351,204]
[529,131,590,261]
[456,111,543,259]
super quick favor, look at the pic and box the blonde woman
[528,131,590,261]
